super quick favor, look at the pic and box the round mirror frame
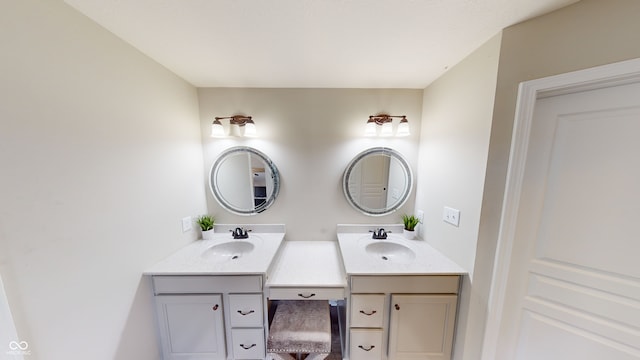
[209,146,280,216]
[343,147,413,216]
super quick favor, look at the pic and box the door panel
[496,80,640,359]
[388,294,457,360]
[156,295,226,359]
[517,311,638,360]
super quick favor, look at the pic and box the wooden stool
[267,300,331,360]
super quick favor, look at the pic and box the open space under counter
[265,240,348,360]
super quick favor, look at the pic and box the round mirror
[209,146,280,215]
[343,147,413,216]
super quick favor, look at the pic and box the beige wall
[473,0,640,359]
[416,33,501,277]
[4,0,640,359]
[0,1,206,359]
[415,33,501,359]
[198,88,423,241]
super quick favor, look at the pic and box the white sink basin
[365,241,416,263]
[202,241,255,261]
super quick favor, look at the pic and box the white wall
[0,1,206,359]
[198,88,423,241]
[0,274,22,360]
[415,34,501,277]
[414,34,502,360]
[470,1,640,359]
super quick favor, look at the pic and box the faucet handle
[230,227,250,239]
[371,228,388,239]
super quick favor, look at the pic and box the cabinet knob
[395,304,400,310]
[212,304,219,311]
[298,293,316,299]
[237,310,255,316]
[359,310,377,316]
[240,343,257,350]
[358,345,375,352]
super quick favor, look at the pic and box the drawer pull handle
[359,310,377,316]
[237,310,255,316]
[298,293,316,299]
[358,345,375,352]
[395,304,400,310]
[212,304,219,311]
[240,343,257,350]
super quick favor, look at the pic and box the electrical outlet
[443,207,460,227]
[417,210,424,223]
[181,216,193,233]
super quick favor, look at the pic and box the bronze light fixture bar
[365,114,410,137]
[211,115,257,137]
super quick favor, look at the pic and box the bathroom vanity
[144,225,285,360]
[337,225,464,360]
[144,224,465,360]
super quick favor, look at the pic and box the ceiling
[64,0,578,89]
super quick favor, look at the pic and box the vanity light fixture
[210,115,257,138]
[365,114,410,137]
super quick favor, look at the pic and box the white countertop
[266,240,347,288]
[144,227,285,275]
[337,227,467,275]
[144,223,465,277]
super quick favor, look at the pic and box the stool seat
[267,300,331,357]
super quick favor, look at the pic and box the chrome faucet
[371,228,388,240]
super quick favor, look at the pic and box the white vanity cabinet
[348,275,460,360]
[151,275,266,360]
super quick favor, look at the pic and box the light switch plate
[181,216,193,233]
[417,210,424,223]
[443,207,460,227]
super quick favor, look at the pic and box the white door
[485,61,640,360]
[359,155,390,209]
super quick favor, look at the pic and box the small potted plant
[402,214,420,240]
[196,215,215,240]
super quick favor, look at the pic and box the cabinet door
[388,295,457,360]
[155,295,226,360]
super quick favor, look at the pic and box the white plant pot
[201,228,215,240]
[403,229,416,240]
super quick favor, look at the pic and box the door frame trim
[481,57,640,360]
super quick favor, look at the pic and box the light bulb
[210,119,225,137]
[364,121,378,136]
[380,121,393,137]
[243,120,257,137]
[396,118,410,137]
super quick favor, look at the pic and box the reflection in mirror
[343,147,413,216]
[209,146,280,215]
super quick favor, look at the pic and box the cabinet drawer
[268,287,345,300]
[350,329,383,360]
[351,294,385,328]
[152,275,262,294]
[231,328,265,359]
[351,275,459,294]
[229,294,264,328]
